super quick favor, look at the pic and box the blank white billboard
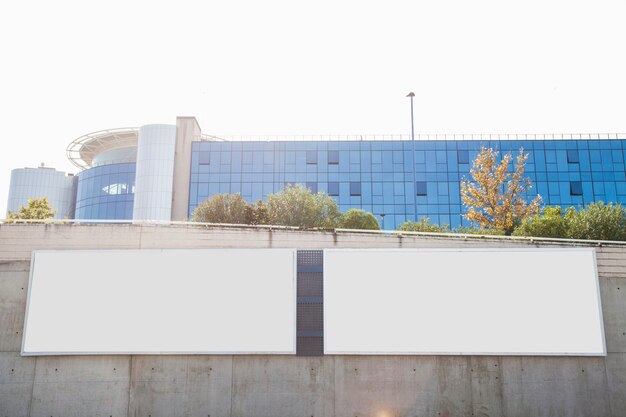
[324,249,605,356]
[23,249,296,355]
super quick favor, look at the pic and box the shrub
[191,193,250,224]
[245,200,269,225]
[565,202,626,241]
[512,206,568,238]
[452,226,505,236]
[266,184,341,228]
[339,209,380,230]
[397,218,450,233]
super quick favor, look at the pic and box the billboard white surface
[324,249,605,356]
[23,249,296,355]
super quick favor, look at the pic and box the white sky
[1,0,625,216]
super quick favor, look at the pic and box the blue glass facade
[189,139,626,229]
[75,163,136,220]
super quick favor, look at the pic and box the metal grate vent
[296,250,324,356]
[297,250,323,266]
[297,272,323,297]
[297,305,324,331]
[296,337,324,356]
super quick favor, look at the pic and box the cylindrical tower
[7,166,77,218]
[132,124,178,221]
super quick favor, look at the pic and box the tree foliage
[397,218,450,233]
[513,202,626,241]
[452,226,505,236]
[191,185,377,229]
[245,200,269,225]
[397,218,505,235]
[266,184,341,228]
[6,197,56,223]
[461,147,541,234]
[565,202,626,241]
[191,193,251,224]
[512,206,568,238]
[339,209,380,230]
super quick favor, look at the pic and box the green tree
[397,218,450,233]
[513,206,568,238]
[191,193,250,224]
[565,202,626,241]
[266,184,341,228]
[461,147,541,235]
[6,197,56,223]
[339,209,380,230]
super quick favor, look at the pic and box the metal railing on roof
[66,127,139,170]
[199,133,626,142]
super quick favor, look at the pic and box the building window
[102,183,130,195]
[457,150,470,164]
[416,181,427,196]
[306,181,318,193]
[570,181,583,196]
[328,181,339,196]
[567,150,579,164]
[328,150,339,165]
[198,152,210,165]
[350,182,361,196]
[306,151,317,165]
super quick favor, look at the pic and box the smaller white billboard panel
[324,249,605,356]
[23,249,296,355]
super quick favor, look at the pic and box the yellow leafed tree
[6,197,57,223]
[461,147,541,234]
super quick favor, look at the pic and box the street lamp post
[379,213,386,230]
[407,92,418,222]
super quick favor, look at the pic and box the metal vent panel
[296,250,324,356]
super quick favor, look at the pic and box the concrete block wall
[0,224,625,417]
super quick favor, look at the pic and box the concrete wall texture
[0,224,624,417]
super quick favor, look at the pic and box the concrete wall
[0,224,625,417]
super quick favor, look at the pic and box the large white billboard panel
[324,249,605,355]
[23,249,296,355]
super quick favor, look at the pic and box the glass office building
[190,138,626,229]
[7,117,626,229]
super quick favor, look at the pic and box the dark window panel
[306,182,318,193]
[328,182,339,196]
[570,181,583,196]
[198,152,211,165]
[328,150,339,165]
[457,150,470,164]
[416,181,427,196]
[350,182,361,196]
[567,149,579,164]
